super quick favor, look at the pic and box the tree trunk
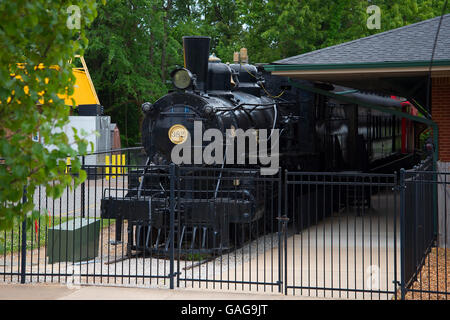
[161,0,173,84]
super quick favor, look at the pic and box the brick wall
[432,77,450,162]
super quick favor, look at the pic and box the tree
[85,0,187,147]
[84,0,450,149]
[238,0,450,63]
[0,0,99,230]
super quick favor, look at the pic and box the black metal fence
[400,158,449,299]
[173,166,283,292]
[0,150,448,300]
[284,171,399,299]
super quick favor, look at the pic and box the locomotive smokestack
[183,36,211,92]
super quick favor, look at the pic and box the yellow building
[62,55,102,115]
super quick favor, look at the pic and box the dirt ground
[400,247,450,300]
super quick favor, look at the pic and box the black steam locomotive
[101,36,416,256]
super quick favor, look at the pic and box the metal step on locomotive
[101,36,419,258]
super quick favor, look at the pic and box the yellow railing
[105,154,126,180]
[64,154,127,179]
[65,157,71,174]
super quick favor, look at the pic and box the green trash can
[47,218,101,264]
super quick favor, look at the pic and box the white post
[437,161,450,248]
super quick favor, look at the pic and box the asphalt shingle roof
[274,14,450,65]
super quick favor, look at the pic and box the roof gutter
[264,59,450,72]
[287,78,439,170]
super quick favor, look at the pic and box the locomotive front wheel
[134,224,163,251]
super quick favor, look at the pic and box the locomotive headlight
[171,68,193,90]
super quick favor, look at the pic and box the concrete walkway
[213,193,400,300]
[0,283,320,300]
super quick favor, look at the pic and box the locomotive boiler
[101,36,417,256]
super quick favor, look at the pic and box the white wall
[65,116,98,153]
[437,161,450,248]
[47,116,111,166]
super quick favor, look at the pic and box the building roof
[264,14,450,107]
[272,14,450,66]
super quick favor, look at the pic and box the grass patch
[184,252,209,261]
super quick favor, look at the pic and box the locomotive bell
[239,48,248,63]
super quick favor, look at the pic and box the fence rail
[0,153,448,300]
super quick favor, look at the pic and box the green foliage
[85,0,449,147]
[85,0,181,147]
[238,0,450,62]
[0,0,99,231]
[0,0,447,230]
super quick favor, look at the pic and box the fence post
[283,216,289,295]
[393,172,398,300]
[169,163,176,289]
[282,170,287,295]
[20,185,27,284]
[399,169,406,300]
[432,162,438,238]
[277,169,289,294]
[81,155,86,218]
